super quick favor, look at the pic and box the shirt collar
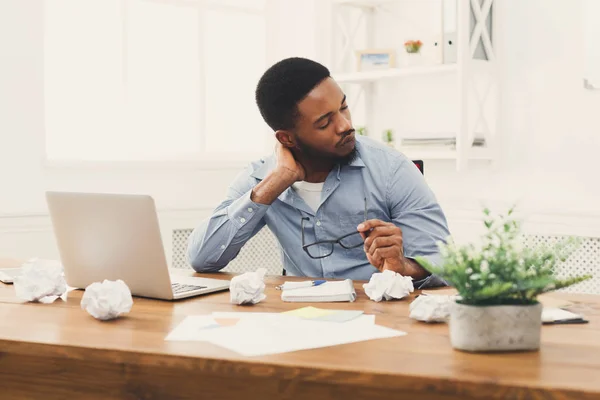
[250,144,366,181]
[249,157,274,181]
[347,148,366,168]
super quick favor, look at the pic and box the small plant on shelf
[404,40,423,54]
[382,129,394,147]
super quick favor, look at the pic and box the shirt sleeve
[386,158,451,288]
[187,163,269,272]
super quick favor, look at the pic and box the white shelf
[333,0,400,8]
[334,64,458,84]
[395,145,493,161]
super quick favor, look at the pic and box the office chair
[413,160,424,175]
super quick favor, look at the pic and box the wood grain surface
[0,262,599,399]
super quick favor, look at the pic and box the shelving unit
[327,0,499,171]
[399,145,492,161]
[333,0,403,8]
[334,64,458,84]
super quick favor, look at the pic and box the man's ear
[275,130,296,148]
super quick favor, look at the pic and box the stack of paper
[165,308,406,357]
[542,308,588,324]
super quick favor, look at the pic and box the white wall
[2,0,600,262]
[427,0,600,226]
[0,0,324,260]
[365,0,600,241]
[0,0,247,216]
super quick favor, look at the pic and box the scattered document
[282,306,364,322]
[311,310,365,322]
[542,308,587,324]
[165,311,404,356]
[283,306,336,319]
[204,314,402,357]
[165,316,223,341]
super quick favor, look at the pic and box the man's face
[292,77,356,164]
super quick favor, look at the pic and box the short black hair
[255,57,330,131]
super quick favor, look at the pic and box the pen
[276,280,326,290]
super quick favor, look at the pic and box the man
[188,57,450,288]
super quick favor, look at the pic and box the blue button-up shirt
[188,136,450,288]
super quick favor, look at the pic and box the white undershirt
[292,181,324,212]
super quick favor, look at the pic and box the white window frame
[42,0,275,171]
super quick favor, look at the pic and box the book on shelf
[399,137,486,148]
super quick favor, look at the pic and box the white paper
[208,314,404,357]
[542,308,583,323]
[165,312,404,357]
[229,267,267,305]
[210,311,374,325]
[363,270,414,302]
[210,311,278,319]
[311,310,364,323]
[13,258,67,303]
[165,316,222,341]
[80,279,133,320]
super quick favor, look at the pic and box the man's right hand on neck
[250,143,304,205]
[275,142,305,182]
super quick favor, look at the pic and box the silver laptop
[0,268,22,284]
[45,191,230,300]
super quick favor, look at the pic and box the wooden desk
[0,270,599,400]
[0,258,21,268]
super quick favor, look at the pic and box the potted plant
[356,126,367,136]
[404,39,423,54]
[416,207,590,353]
[404,39,423,66]
[382,129,394,147]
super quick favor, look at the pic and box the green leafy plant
[356,126,367,136]
[382,129,394,143]
[417,207,591,306]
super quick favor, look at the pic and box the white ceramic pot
[404,52,423,67]
[449,301,543,352]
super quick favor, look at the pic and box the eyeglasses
[301,197,367,259]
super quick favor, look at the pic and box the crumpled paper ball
[363,270,414,302]
[80,279,133,321]
[409,294,454,322]
[229,268,267,305]
[13,258,67,303]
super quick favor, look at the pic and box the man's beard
[295,135,358,167]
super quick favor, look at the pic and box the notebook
[281,279,357,303]
[542,308,589,324]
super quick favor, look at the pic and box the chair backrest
[221,227,283,275]
[413,160,424,175]
[524,234,600,294]
[172,227,284,275]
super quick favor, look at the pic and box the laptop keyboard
[171,282,207,294]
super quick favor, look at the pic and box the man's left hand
[357,219,407,273]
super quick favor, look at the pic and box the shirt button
[247,208,253,213]
[240,217,246,223]
[316,221,321,226]
[220,245,226,250]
